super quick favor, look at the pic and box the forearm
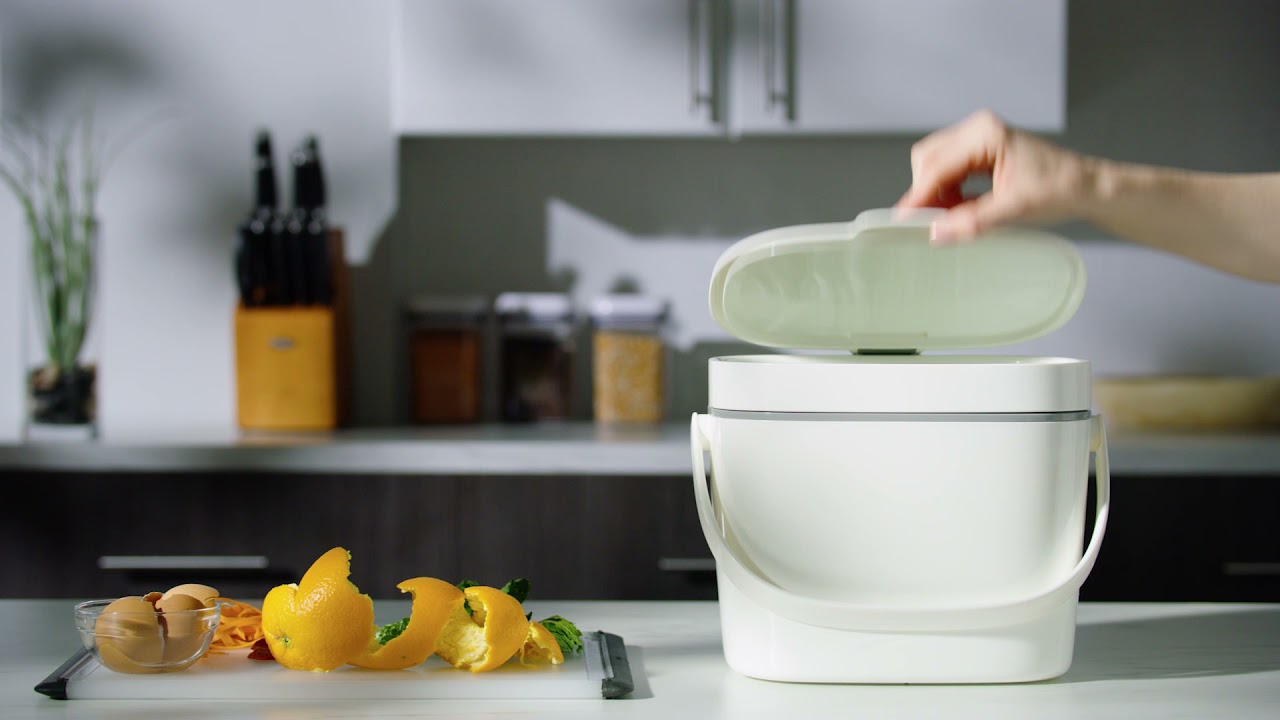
[1082,159,1280,283]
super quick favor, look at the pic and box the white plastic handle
[691,412,1111,632]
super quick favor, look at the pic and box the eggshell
[98,643,165,674]
[157,593,216,664]
[156,593,205,635]
[94,596,164,672]
[142,591,164,607]
[161,583,220,607]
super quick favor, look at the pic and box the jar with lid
[495,292,575,423]
[403,295,487,424]
[589,295,668,424]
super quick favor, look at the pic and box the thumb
[930,193,1024,245]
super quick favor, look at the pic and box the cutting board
[37,631,632,701]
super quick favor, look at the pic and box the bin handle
[690,412,1110,632]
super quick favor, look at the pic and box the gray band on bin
[708,408,1093,423]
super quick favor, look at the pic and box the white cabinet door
[394,0,723,135]
[730,0,1066,135]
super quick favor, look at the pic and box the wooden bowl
[1093,375,1280,431]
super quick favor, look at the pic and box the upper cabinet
[393,0,725,135]
[392,0,1065,137]
[729,0,1066,135]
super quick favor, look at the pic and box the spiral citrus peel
[260,547,572,673]
[350,577,463,670]
[521,620,566,665]
[434,585,530,672]
[262,547,376,672]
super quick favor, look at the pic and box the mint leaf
[500,578,531,604]
[375,617,411,645]
[539,615,583,656]
[456,580,480,615]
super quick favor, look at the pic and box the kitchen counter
[2,600,1278,719]
[2,423,1279,476]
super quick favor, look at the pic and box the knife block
[234,227,352,430]
[235,306,337,430]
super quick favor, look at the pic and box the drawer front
[1081,476,1280,602]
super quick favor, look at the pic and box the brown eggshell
[157,593,215,664]
[94,596,164,672]
[161,583,220,607]
[98,643,164,674]
[156,593,205,635]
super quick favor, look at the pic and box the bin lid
[708,209,1086,353]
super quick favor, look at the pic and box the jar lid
[588,295,668,323]
[708,208,1086,354]
[403,294,488,319]
[494,292,572,321]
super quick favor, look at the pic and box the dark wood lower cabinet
[1080,475,1280,602]
[2,471,1275,602]
[0,472,715,601]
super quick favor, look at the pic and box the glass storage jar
[589,295,668,424]
[495,292,574,423]
[403,295,487,424]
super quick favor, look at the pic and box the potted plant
[0,110,131,439]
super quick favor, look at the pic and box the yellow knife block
[235,306,337,430]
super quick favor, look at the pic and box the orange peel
[261,547,375,672]
[520,620,565,665]
[435,586,529,673]
[350,577,464,670]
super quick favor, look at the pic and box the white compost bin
[691,209,1110,684]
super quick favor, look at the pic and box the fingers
[930,192,1025,245]
[894,183,965,210]
[897,111,1008,211]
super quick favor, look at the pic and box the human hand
[896,110,1095,244]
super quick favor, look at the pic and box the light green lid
[708,208,1086,353]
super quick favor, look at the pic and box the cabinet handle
[658,557,716,573]
[1222,562,1280,577]
[98,555,270,571]
[757,0,788,119]
[762,0,796,120]
[689,0,716,117]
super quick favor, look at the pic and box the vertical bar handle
[763,0,796,120]
[689,0,715,115]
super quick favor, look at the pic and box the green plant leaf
[499,578,531,604]
[538,615,584,656]
[375,617,411,646]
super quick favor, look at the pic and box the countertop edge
[1,424,1278,476]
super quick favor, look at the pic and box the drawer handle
[658,557,716,573]
[1223,562,1280,577]
[98,555,270,571]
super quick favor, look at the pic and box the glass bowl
[74,599,222,674]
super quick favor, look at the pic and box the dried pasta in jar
[589,296,668,424]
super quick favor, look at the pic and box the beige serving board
[38,631,632,701]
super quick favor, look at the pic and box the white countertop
[2,423,1279,476]
[3,599,1278,719]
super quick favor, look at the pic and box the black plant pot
[28,365,97,425]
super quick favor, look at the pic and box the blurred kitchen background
[2,1,1279,602]
[0,0,1278,438]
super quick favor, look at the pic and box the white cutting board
[54,631,627,700]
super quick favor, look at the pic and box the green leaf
[538,615,584,656]
[375,617,411,646]
[456,580,480,615]
[499,578,531,604]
